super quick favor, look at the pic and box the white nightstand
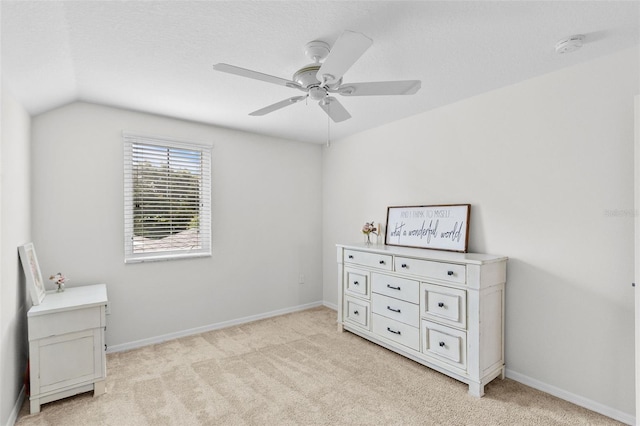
[27,284,108,413]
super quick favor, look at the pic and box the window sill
[124,251,212,264]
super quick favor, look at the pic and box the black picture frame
[385,204,470,252]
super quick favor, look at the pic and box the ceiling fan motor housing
[293,65,322,88]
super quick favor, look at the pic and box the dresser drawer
[421,283,467,329]
[395,257,466,284]
[344,249,392,271]
[344,267,370,299]
[344,296,370,329]
[372,293,419,327]
[29,306,103,340]
[372,314,420,351]
[371,273,419,304]
[421,320,467,371]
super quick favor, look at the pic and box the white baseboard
[6,385,25,426]
[107,301,324,353]
[505,369,635,425]
[322,301,337,311]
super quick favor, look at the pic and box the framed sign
[18,243,46,305]
[385,204,470,252]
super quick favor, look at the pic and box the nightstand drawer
[395,257,466,284]
[372,314,419,351]
[344,249,392,270]
[371,273,419,304]
[422,320,467,370]
[29,306,103,340]
[372,293,419,327]
[421,283,467,329]
[344,296,370,329]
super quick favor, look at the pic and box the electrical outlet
[298,274,305,285]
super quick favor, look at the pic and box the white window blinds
[123,132,212,262]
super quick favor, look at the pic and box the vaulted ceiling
[2,1,639,144]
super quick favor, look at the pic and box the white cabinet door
[34,329,103,394]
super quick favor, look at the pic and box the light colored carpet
[16,307,621,425]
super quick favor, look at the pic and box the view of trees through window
[132,159,202,240]
[130,143,205,255]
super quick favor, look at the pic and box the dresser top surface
[28,283,108,316]
[337,243,507,265]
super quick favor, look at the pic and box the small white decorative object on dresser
[337,243,507,397]
[27,284,108,414]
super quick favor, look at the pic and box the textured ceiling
[2,1,639,144]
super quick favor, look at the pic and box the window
[123,132,211,262]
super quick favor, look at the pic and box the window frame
[123,132,212,263]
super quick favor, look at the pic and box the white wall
[31,102,323,348]
[0,84,31,426]
[322,47,639,419]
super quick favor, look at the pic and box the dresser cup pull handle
[387,327,401,335]
[401,263,408,268]
[386,284,401,291]
[438,302,445,308]
[379,260,385,265]
[447,270,454,276]
[387,306,401,313]
[353,310,359,315]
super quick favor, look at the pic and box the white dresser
[337,243,507,397]
[27,284,108,413]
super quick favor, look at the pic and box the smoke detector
[555,35,585,54]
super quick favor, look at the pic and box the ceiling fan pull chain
[327,99,331,147]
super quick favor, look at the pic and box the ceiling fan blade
[336,80,421,96]
[316,31,372,86]
[318,97,351,122]
[213,63,302,89]
[249,96,307,116]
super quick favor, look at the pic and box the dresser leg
[337,323,344,332]
[468,382,485,397]
[30,398,41,414]
[94,380,106,396]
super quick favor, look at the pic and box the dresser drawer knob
[387,327,401,335]
[387,306,401,313]
[379,260,385,265]
[439,341,446,347]
[386,284,401,291]
[348,255,354,259]
[447,270,454,276]
[353,281,359,286]
[438,302,445,308]
[401,263,408,268]
[353,310,359,315]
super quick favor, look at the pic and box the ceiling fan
[213,30,421,123]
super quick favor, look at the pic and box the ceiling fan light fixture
[309,86,327,101]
